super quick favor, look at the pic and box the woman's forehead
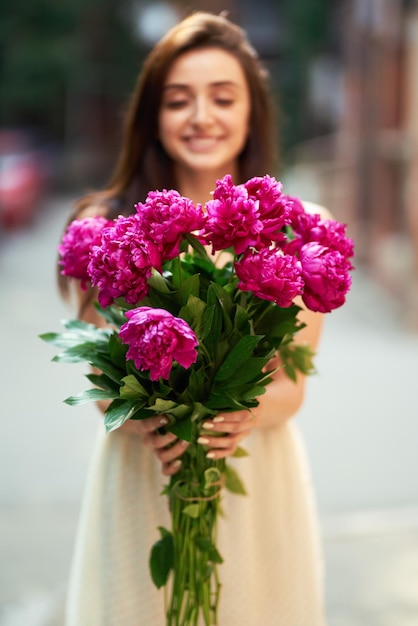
[163,48,247,88]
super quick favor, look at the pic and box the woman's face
[158,47,251,179]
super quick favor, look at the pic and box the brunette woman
[62,12,328,626]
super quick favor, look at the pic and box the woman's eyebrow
[163,80,240,91]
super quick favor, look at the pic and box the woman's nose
[190,97,213,126]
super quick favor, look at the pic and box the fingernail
[171,459,182,468]
[179,439,189,447]
[197,436,210,445]
[202,421,214,429]
[159,417,169,426]
[213,416,225,423]
[206,452,216,459]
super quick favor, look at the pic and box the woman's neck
[175,164,238,206]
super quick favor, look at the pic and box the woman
[61,11,327,626]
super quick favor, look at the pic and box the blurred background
[0,1,417,625]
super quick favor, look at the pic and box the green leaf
[181,370,208,403]
[218,355,273,389]
[182,503,200,518]
[189,402,215,423]
[40,320,113,348]
[279,342,316,378]
[95,303,127,327]
[254,304,302,339]
[214,335,264,382]
[207,283,233,333]
[149,527,174,589]
[167,418,193,442]
[104,399,139,432]
[147,270,170,293]
[194,536,224,563]
[233,303,250,334]
[119,375,149,401]
[148,399,178,413]
[64,388,118,405]
[177,274,201,304]
[178,294,206,337]
[89,356,125,384]
[224,463,247,495]
[232,446,249,458]
[130,406,154,420]
[85,373,119,392]
[242,385,267,400]
[109,334,129,369]
[202,303,222,350]
[206,391,248,411]
[51,343,99,363]
[185,233,211,260]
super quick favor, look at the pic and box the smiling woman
[59,11,328,626]
[158,48,251,203]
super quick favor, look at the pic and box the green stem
[177,255,183,288]
[166,446,222,625]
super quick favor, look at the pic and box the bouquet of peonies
[41,174,354,626]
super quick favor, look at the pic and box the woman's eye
[215,98,234,107]
[165,100,188,109]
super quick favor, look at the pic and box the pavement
[0,194,417,625]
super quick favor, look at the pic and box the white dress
[65,419,326,626]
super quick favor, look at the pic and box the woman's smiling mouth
[183,136,222,152]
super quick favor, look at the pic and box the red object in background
[0,129,49,229]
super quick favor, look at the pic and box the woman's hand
[119,415,190,476]
[197,410,257,460]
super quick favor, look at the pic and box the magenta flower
[88,214,161,308]
[119,307,198,381]
[300,242,352,313]
[244,175,292,246]
[200,175,263,254]
[283,197,354,267]
[58,216,112,289]
[134,190,206,261]
[308,219,355,266]
[235,247,303,307]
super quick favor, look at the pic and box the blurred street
[0,194,417,626]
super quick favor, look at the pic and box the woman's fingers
[197,428,252,460]
[162,459,183,476]
[134,411,255,467]
[156,438,189,463]
[136,414,170,434]
[201,411,257,434]
[136,414,189,475]
[197,410,256,459]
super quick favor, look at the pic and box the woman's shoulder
[300,200,333,220]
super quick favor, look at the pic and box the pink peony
[119,307,198,380]
[283,197,354,267]
[235,247,304,307]
[300,242,352,313]
[88,214,161,308]
[244,175,292,246]
[58,216,112,289]
[308,219,355,266]
[200,175,263,254]
[135,190,206,261]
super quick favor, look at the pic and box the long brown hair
[60,11,279,304]
[75,11,277,214]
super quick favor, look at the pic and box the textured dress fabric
[65,420,327,626]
